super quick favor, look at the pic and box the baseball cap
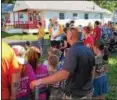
[12,45,27,65]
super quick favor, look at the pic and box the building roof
[2,3,14,13]
[13,1,112,14]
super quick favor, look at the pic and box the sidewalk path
[2,39,50,55]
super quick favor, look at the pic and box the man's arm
[10,72,20,99]
[41,70,69,85]
[30,48,76,89]
[10,49,21,99]
[30,70,69,89]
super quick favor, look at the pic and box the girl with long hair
[92,40,109,100]
[27,46,49,100]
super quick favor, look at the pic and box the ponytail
[103,46,109,61]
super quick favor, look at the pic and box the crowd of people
[2,18,117,100]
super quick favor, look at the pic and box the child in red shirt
[93,21,101,41]
[83,26,94,50]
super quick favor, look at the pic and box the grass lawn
[2,32,117,99]
[106,54,117,99]
[2,32,49,41]
[40,52,117,99]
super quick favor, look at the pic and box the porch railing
[4,20,46,29]
[14,21,39,29]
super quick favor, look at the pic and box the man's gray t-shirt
[62,41,95,98]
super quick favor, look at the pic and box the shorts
[93,75,109,96]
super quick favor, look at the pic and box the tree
[2,0,16,4]
[89,0,117,12]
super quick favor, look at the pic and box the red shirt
[84,35,94,49]
[93,26,101,41]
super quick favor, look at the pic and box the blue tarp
[2,3,14,13]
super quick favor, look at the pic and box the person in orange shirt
[37,22,45,54]
[2,42,20,100]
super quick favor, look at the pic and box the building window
[95,15,98,19]
[59,13,65,20]
[84,13,88,20]
[73,13,78,19]
[100,13,103,19]
[19,14,23,18]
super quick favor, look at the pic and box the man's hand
[30,79,42,90]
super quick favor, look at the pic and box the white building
[112,9,117,23]
[6,1,113,33]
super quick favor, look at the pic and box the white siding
[14,12,18,21]
[45,10,104,31]
[45,10,112,28]
[114,13,117,22]
[103,14,112,23]
[113,10,117,22]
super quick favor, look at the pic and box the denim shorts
[93,75,109,96]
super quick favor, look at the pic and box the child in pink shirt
[27,46,49,100]
[16,64,36,100]
[12,45,36,100]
